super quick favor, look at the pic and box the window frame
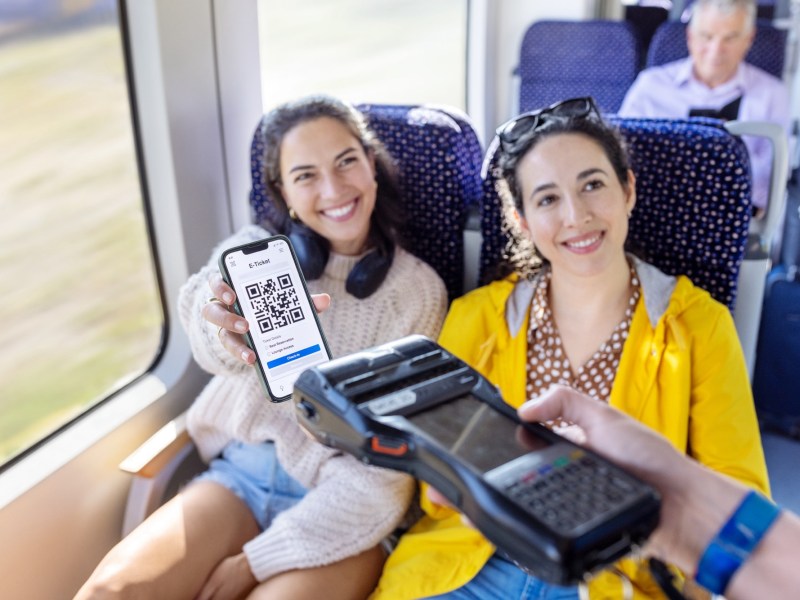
[0,0,261,508]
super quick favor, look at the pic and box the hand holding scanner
[292,335,661,585]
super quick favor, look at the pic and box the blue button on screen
[266,344,321,369]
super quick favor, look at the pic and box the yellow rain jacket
[372,259,769,600]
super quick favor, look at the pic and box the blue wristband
[694,490,781,595]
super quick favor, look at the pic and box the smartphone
[293,335,660,584]
[219,235,332,402]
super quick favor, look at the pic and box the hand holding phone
[219,235,332,401]
[200,275,254,364]
[204,275,332,367]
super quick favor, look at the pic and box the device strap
[648,558,688,600]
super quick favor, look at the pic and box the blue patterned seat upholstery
[250,103,484,302]
[479,116,752,309]
[646,20,787,78]
[516,20,641,114]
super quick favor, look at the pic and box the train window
[257,0,468,109]
[0,4,163,465]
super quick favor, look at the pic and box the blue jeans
[425,554,580,600]
[194,440,307,530]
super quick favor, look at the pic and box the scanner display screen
[407,395,550,473]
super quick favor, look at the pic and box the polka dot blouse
[525,266,640,404]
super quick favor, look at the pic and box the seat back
[479,116,752,310]
[250,103,484,302]
[646,20,787,78]
[516,20,642,114]
[624,4,670,62]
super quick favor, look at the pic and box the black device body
[219,235,332,402]
[293,335,661,585]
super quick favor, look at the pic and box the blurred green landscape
[0,17,163,463]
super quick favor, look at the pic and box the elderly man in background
[619,0,790,217]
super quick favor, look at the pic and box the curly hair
[259,94,405,255]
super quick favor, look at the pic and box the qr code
[244,273,305,333]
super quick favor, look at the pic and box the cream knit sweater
[179,224,448,582]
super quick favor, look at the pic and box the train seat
[480,116,750,322]
[118,102,485,535]
[480,116,750,307]
[624,4,670,62]
[250,103,484,302]
[646,19,788,79]
[512,20,642,116]
[479,115,788,376]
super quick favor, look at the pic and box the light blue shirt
[619,57,791,209]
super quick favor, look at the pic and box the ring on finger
[207,297,226,306]
[217,326,224,341]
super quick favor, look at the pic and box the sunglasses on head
[496,97,601,151]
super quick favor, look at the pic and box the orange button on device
[370,436,408,456]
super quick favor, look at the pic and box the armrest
[118,413,202,536]
[724,122,789,378]
[725,120,790,254]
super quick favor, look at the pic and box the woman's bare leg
[247,545,386,600]
[74,481,259,600]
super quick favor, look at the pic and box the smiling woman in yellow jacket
[372,263,769,599]
[371,99,768,600]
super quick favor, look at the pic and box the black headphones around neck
[286,219,394,300]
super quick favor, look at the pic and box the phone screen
[407,395,550,473]
[222,236,331,400]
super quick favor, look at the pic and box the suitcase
[779,191,800,267]
[752,264,800,438]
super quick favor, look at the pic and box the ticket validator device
[293,335,660,585]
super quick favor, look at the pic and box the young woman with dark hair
[76,95,447,600]
[373,98,768,600]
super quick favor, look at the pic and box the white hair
[689,0,756,33]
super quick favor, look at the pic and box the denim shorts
[424,554,580,600]
[194,440,307,530]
